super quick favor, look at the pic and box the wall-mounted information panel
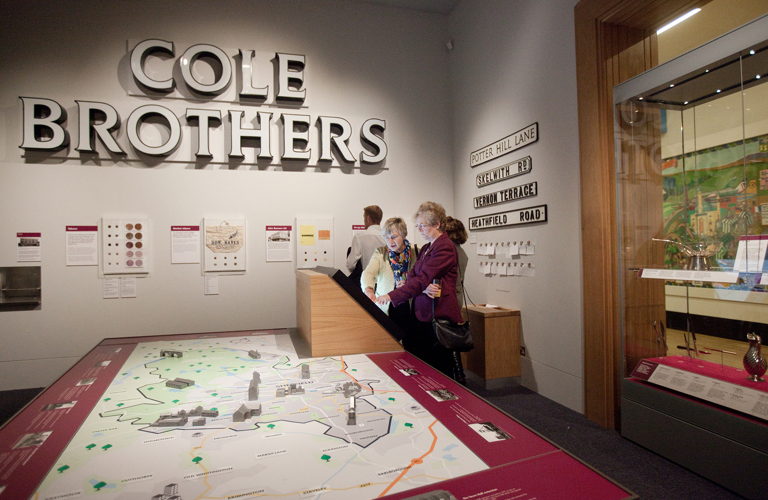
[101,218,148,275]
[296,217,334,269]
[203,218,246,273]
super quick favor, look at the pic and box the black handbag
[433,317,474,352]
[431,246,474,352]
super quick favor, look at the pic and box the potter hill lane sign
[473,181,537,209]
[469,205,547,230]
[470,123,538,168]
[476,156,531,188]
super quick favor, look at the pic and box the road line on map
[377,419,438,497]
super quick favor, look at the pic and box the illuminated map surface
[34,332,487,500]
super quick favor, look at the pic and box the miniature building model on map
[288,383,305,395]
[151,483,181,500]
[151,407,218,427]
[347,396,356,425]
[160,350,183,358]
[233,403,262,422]
[248,350,260,359]
[248,372,260,401]
[165,378,195,389]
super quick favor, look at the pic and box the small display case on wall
[0,266,41,310]
[203,218,246,273]
[614,15,768,500]
[101,218,149,275]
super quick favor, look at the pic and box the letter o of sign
[180,44,232,94]
[126,105,182,156]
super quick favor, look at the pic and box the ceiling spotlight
[757,74,762,79]
[638,97,643,100]
[750,50,756,55]
[684,101,688,105]
[670,84,675,87]
[657,8,701,34]
[716,89,721,93]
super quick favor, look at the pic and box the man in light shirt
[346,205,386,282]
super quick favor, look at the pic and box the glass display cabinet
[614,15,768,500]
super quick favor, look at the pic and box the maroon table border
[0,330,636,500]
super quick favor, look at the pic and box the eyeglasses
[416,223,432,230]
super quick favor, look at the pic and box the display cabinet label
[474,181,537,209]
[632,357,768,422]
[638,268,739,283]
[468,205,547,230]
[470,124,538,168]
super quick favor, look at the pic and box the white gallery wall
[0,0,455,390]
[448,0,585,412]
[0,0,588,414]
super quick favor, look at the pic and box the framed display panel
[203,218,246,273]
[296,217,334,269]
[614,14,768,499]
[100,218,148,275]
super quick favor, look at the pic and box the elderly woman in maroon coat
[375,201,462,377]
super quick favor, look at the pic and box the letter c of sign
[131,39,175,92]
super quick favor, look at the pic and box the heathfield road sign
[469,205,547,230]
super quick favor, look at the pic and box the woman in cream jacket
[362,217,417,330]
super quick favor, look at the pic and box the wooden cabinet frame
[574,0,710,428]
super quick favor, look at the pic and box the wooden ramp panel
[296,269,403,357]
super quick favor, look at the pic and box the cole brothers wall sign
[19,40,388,167]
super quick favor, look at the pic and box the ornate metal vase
[743,333,767,382]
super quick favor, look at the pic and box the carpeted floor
[466,380,745,500]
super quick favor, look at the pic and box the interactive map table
[0,329,635,500]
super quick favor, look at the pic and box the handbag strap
[431,243,467,321]
[451,244,469,319]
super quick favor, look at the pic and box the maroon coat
[388,232,463,323]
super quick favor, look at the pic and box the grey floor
[466,379,745,500]
[0,382,747,500]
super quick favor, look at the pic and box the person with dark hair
[444,216,468,308]
[361,217,418,333]
[375,202,463,378]
[346,205,385,283]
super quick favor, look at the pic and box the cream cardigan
[361,245,417,314]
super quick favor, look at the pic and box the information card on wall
[296,217,334,269]
[65,226,98,266]
[101,218,149,275]
[733,235,768,273]
[171,226,200,264]
[204,218,246,272]
[265,226,292,262]
[17,232,41,262]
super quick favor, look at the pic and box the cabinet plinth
[463,305,521,382]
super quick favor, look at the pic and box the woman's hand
[374,294,391,306]
[365,288,376,301]
[395,279,406,289]
[423,283,440,298]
